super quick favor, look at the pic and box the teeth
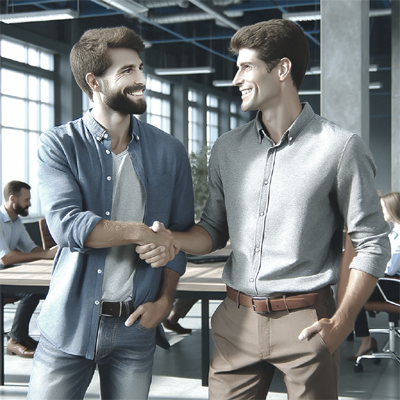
[242,89,252,95]
[128,91,143,96]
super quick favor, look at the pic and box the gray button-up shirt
[198,103,390,297]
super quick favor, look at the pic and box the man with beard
[27,27,194,400]
[0,180,57,358]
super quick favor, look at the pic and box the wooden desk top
[0,250,229,292]
[0,259,53,286]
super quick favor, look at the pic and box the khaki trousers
[209,288,339,400]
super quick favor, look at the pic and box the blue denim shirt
[37,111,194,359]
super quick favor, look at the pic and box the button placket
[252,146,278,291]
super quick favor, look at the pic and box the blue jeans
[28,316,156,400]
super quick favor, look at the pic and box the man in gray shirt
[138,20,390,399]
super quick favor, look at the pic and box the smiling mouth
[241,88,252,97]
[127,90,144,96]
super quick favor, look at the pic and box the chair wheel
[354,363,363,373]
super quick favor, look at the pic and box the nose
[136,70,146,85]
[232,70,243,87]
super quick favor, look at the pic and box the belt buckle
[251,296,271,313]
[100,301,123,317]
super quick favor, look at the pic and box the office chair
[38,218,57,250]
[354,277,400,372]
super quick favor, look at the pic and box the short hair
[230,19,310,91]
[70,26,145,101]
[381,192,400,225]
[3,181,31,202]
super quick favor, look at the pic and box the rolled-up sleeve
[164,143,195,276]
[198,143,229,252]
[38,130,102,253]
[336,134,391,277]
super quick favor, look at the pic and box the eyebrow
[116,62,143,74]
[237,61,255,68]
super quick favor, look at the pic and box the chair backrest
[364,277,400,314]
[38,218,57,250]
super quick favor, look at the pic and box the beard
[14,202,29,217]
[102,81,147,115]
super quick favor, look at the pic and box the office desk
[0,255,227,386]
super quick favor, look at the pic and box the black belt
[100,300,134,317]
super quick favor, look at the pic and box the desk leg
[201,298,209,387]
[0,290,4,385]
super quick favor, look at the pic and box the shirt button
[289,137,293,142]
[106,150,110,154]
[104,133,108,139]
[107,176,111,181]
[105,211,110,216]
[255,248,260,252]
[97,269,102,274]
[95,300,100,305]
[264,180,268,185]
[249,278,254,283]
[260,212,264,216]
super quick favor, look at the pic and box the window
[230,101,240,130]
[206,95,219,148]
[146,76,171,134]
[188,90,203,154]
[0,37,55,218]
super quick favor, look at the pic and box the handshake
[136,221,179,268]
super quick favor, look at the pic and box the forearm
[84,219,155,248]
[156,267,181,312]
[173,225,213,255]
[1,248,47,266]
[334,269,378,327]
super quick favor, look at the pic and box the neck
[4,202,17,222]
[260,92,302,145]
[393,221,400,229]
[91,106,132,155]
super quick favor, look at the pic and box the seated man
[0,181,57,357]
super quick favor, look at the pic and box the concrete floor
[0,300,399,399]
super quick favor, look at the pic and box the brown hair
[70,26,145,101]
[381,192,400,225]
[3,181,30,201]
[230,19,309,91]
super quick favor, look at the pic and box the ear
[86,72,100,92]
[278,58,292,82]
[8,194,16,204]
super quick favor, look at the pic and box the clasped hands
[137,221,179,268]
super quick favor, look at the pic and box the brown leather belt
[226,286,329,313]
[100,300,134,317]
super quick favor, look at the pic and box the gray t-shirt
[102,149,145,302]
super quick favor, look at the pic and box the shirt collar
[255,102,315,145]
[83,110,139,143]
[0,205,11,223]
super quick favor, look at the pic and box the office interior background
[0,0,398,222]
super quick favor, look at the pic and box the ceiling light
[305,65,379,75]
[283,8,391,22]
[282,11,321,22]
[155,67,215,76]
[298,89,321,95]
[369,82,383,90]
[0,8,78,24]
[94,0,148,16]
[213,80,233,87]
[299,82,383,95]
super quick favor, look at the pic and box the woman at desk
[348,191,400,360]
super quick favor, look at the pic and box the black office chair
[354,277,400,372]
